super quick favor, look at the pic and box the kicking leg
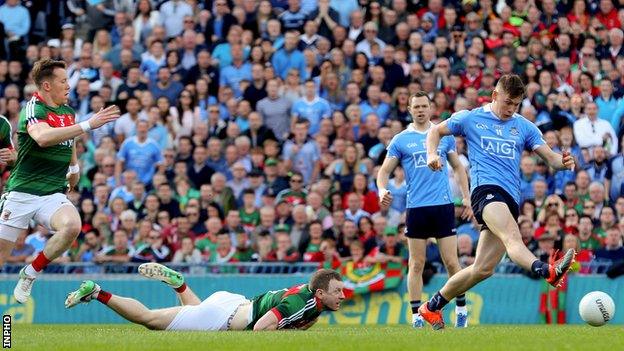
[419,229,505,329]
[482,202,575,287]
[406,238,426,328]
[139,263,201,306]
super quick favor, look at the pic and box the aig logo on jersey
[480,136,516,159]
[412,151,428,168]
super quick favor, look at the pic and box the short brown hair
[496,74,525,99]
[31,59,66,87]
[309,269,342,292]
[409,91,431,105]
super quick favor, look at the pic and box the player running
[0,114,18,266]
[65,263,345,331]
[377,91,472,328]
[420,74,576,329]
[1,59,120,303]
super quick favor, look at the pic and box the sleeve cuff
[271,308,283,322]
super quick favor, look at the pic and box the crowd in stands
[1,0,624,274]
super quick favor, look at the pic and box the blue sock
[410,300,421,314]
[531,260,550,278]
[455,294,466,307]
[427,292,449,311]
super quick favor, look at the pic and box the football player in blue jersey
[419,74,575,330]
[377,91,472,328]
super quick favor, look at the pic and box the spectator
[256,78,292,140]
[577,215,603,252]
[150,67,184,105]
[160,0,193,39]
[0,0,31,60]
[271,30,306,80]
[220,44,252,98]
[132,229,171,263]
[594,227,624,262]
[267,231,300,262]
[95,229,134,263]
[172,236,202,264]
[292,80,331,135]
[116,120,163,187]
[205,0,237,45]
[573,102,618,155]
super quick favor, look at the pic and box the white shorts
[0,191,72,241]
[166,291,248,331]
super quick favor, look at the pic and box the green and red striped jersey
[247,283,324,330]
[5,93,75,196]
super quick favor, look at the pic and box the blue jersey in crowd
[117,137,164,185]
[386,124,455,208]
[291,97,332,135]
[446,104,545,205]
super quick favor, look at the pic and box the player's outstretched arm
[534,144,575,171]
[253,310,279,331]
[376,156,399,207]
[426,120,452,171]
[28,105,120,148]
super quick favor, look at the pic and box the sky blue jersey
[446,104,545,205]
[386,124,456,208]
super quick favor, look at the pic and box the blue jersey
[292,97,332,135]
[386,124,455,208]
[446,104,545,205]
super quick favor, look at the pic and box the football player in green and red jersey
[1,59,120,303]
[65,264,345,331]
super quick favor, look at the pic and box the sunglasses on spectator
[548,203,558,207]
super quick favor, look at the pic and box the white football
[579,291,616,327]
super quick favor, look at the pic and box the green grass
[10,324,624,351]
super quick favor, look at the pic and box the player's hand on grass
[427,154,442,171]
[461,198,473,220]
[88,105,121,129]
[561,150,575,171]
[0,148,16,164]
[379,189,393,206]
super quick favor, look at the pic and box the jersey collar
[407,122,432,134]
[33,92,47,104]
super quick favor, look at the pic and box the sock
[96,290,112,305]
[410,300,421,314]
[427,292,449,311]
[25,252,51,276]
[174,283,187,293]
[455,294,466,307]
[531,260,550,278]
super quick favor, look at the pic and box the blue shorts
[471,184,519,230]
[405,203,456,239]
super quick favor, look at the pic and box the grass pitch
[10,324,623,351]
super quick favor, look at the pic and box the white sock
[412,313,423,323]
[456,306,468,314]
[24,264,40,277]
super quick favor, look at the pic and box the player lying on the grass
[65,263,345,331]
